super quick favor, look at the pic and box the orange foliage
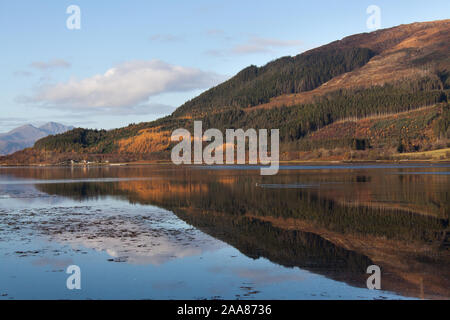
[117,127,171,154]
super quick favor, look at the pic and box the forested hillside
[173,47,375,116]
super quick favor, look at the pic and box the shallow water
[0,164,448,299]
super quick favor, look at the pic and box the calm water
[0,164,448,300]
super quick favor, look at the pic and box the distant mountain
[0,122,74,155]
[39,122,74,135]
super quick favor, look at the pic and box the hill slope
[1,20,449,164]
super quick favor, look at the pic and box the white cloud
[23,60,224,109]
[204,36,302,56]
[30,59,71,70]
[232,37,302,54]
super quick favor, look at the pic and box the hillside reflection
[1,164,449,299]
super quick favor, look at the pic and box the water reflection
[0,164,449,299]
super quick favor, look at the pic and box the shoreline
[1,158,449,168]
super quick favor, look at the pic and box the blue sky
[1,0,449,131]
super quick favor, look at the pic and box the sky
[1,0,449,132]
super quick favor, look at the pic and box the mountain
[39,122,75,135]
[0,122,74,155]
[175,20,450,116]
[1,19,449,164]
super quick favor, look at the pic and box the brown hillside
[307,105,440,147]
[250,20,450,110]
[116,127,171,154]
